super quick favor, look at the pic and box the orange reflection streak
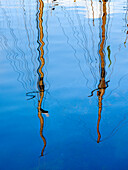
[39,0,45,75]
[38,0,49,156]
[99,0,107,71]
[97,0,107,143]
[38,104,46,156]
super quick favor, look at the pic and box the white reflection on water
[45,0,126,18]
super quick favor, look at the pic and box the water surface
[0,0,128,169]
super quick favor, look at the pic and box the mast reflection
[37,0,49,156]
[89,0,110,143]
[97,0,107,143]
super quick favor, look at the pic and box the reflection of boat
[97,0,108,143]
[89,0,110,143]
[37,0,49,156]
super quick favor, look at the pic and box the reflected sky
[0,0,128,169]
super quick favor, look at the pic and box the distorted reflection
[1,0,128,169]
[37,0,49,156]
[89,0,110,143]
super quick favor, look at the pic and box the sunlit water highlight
[0,0,128,169]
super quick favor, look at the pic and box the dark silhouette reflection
[37,0,49,156]
[89,0,110,143]
[51,0,59,11]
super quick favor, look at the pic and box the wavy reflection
[1,0,128,154]
[37,0,49,156]
[53,2,99,90]
[97,0,109,143]
[21,0,35,90]
[0,1,30,91]
[89,0,110,143]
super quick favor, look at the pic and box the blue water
[0,0,128,169]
